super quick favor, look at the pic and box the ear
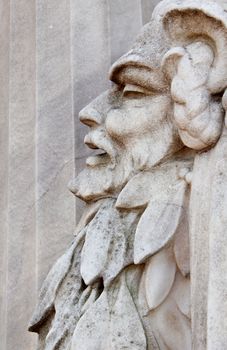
[161,42,224,150]
[158,0,227,93]
[158,0,227,150]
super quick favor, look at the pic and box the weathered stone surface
[30,1,227,349]
[2,0,227,348]
[0,1,145,348]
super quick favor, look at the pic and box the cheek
[105,96,171,141]
[105,108,149,140]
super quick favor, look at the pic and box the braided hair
[163,41,224,150]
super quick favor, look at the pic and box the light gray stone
[30,1,227,349]
[70,0,144,221]
[0,0,161,348]
[0,0,9,348]
[70,0,111,222]
[3,0,227,348]
[6,0,37,349]
[36,0,76,288]
[109,0,142,63]
[141,0,161,24]
[217,0,227,10]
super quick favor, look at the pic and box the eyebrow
[109,62,168,92]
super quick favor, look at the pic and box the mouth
[84,134,116,168]
[86,150,111,167]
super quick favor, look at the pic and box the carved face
[69,0,226,202]
[69,58,183,201]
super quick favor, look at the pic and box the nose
[79,106,103,127]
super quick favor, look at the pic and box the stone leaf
[74,199,105,236]
[173,208,190,277]
[109,274,147,350]
[43,243,96,350]
[151,287,191,350]
[28,229,85,332]
[144,248,176,311]
[173,273,191,320]
[70,273,146,350]
[70,290,110,350]
[134,180,186,264]
[116,171,159,209]
[116,161,189,210]
[80,198,140,285]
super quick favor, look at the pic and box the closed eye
[122,84,155,99]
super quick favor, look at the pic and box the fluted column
[0,0,10,348]
[36,0,76,289]
[6,0,37,349]
[109,0,142,63]
[141,0,160,23]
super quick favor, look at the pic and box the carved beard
[29,157,192,350]
[69,113,183,203]
[69,136,183,203]
[69,159,132,202]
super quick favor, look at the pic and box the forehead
[108,24,169,92]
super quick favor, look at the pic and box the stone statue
[29,0,227,349]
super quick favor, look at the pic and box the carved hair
[162,42,224,150]
[158,0,227,150]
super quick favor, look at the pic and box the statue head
[29,3,227,349]
[69,0,227,202]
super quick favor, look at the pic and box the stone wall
[0,1,158,349]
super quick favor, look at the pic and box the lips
[84,131,117,168]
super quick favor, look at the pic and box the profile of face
[69,0,226,202]
[69,49,184,202]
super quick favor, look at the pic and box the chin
[68,166,114,202]
[68,156,136,202]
